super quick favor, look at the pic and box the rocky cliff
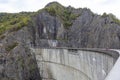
[30,2,120,48]
[0,1,120,80]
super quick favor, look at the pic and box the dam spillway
[31,48,118,80]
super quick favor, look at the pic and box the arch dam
[30,47,120,80]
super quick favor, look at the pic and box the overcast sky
[0,0,120,19]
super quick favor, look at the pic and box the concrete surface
[105,49,120,80]
[31,48,118,80]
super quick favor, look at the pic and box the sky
[0,0,120,19]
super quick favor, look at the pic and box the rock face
[68,11,120,48]
[32,48,118,80]
[0,1,120,80]
[0,27,41,80]
[30,2,120,48]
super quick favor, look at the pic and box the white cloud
[0,0,120,19]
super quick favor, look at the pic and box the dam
[30,47,119,80]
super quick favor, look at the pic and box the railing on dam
[31,45,119,59]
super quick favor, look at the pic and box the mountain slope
[1,2,120,48]
[31,2,120,48]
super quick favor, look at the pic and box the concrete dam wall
[31,48,118,80]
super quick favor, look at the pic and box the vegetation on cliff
[102,12,120,25]
[0,12,32,35]
[43,2,79,29]
[0,1,120,36]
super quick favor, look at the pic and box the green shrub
[45,7,56,16]
[109,14,120,25]
[101,13,120,25]
[102,13,108,17]
[62,10,78,29]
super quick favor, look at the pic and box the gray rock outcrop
[29,2,120,48]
